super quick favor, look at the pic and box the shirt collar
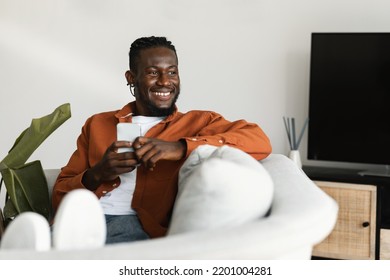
[114,101,178,123]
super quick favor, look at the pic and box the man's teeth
[153,92,170,96]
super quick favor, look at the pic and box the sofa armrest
[44,169,61,200]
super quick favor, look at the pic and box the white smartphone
[117,123,141,153]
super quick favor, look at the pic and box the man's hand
[82,141,139,190]
[132,137,187,170]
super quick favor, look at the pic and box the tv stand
[303,165,390,260]
[359,165,390,177]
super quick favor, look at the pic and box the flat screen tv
[308,33,390,175]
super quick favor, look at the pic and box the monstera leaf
[0,103,71,225]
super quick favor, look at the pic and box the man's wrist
[82,168,101,191]
[178,139,187,159]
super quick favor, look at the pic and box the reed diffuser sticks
[283,117,309,150]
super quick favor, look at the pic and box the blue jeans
[105,214,150,244]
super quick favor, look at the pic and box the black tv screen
[308,33,390,165]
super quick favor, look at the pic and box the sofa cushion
[167,145,274,235]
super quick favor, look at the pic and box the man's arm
[180,112,272,160]
[129,112,271,169]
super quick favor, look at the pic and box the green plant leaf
[0,103,71,171]
[0,103,71,227]
[3,198,18,223]
[1,161,51,221]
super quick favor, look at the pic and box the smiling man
[127,45,180,116]
[52,36,272,244]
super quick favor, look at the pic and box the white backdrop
[1,0,390,171]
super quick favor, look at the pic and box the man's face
[128,47,180,116]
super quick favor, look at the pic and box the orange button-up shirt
[52,102,272,238]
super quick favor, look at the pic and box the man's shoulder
[179,110,224,121]
[167,110,224,126]
[180,110,220,117]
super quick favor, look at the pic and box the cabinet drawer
[312,181,376,260]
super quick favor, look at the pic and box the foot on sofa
[0,212,51,251]
[52,189,106,250]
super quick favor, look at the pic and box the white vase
[289,150,302,168]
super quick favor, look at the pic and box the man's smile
[153,91,171,97]
[150,89,175,102]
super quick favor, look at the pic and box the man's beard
[139,91,180,117]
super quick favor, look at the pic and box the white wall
[1,0,390,171]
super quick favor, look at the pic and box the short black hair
[129,36,177,71]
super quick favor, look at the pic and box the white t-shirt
[99,115,166,215]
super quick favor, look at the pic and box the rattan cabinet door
[312,181,376,260]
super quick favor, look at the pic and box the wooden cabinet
[380,229,390,259]
[303,165,390,260]
[312,181,376,260]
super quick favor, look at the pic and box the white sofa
[0,154,338,260]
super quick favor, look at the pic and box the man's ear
[125,70,135,85]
